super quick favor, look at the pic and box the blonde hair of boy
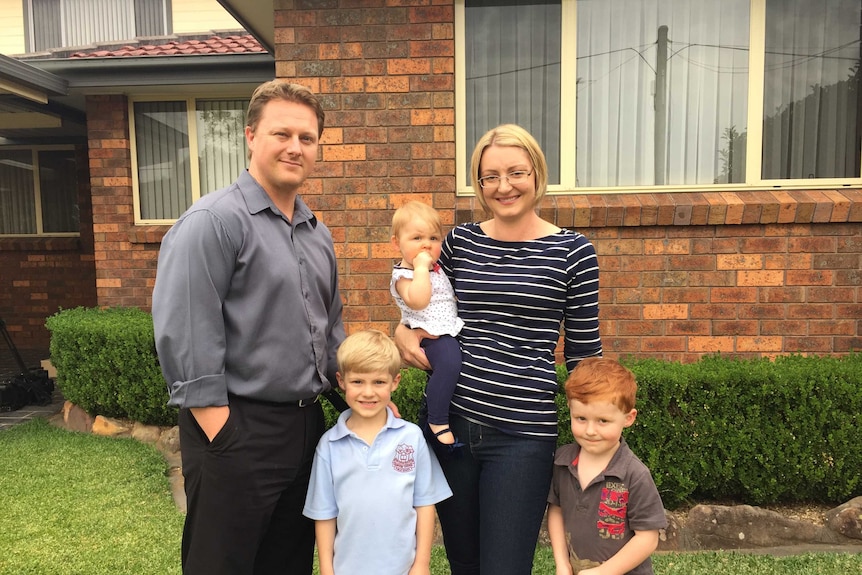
[337,329,402,378]
[564,357,637,413]
[391,201,443,239]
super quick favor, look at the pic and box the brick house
[2,0,861,366]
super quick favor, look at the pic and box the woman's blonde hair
[337,329,402,378]
[469,124,549,213]
[391,201,443,239]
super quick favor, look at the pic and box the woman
[396,124,603,574]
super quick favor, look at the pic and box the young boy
[547,358,667,575]
[303,329,452,575]
[390,201,463,447]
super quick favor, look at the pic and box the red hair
[564,357,637,413]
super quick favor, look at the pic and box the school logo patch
[597,482,629,539]
[392,443,416,472]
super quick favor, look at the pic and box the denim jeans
[420,408,556,575]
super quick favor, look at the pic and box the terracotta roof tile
[69,33,265,58]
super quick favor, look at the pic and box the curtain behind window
[465,0,562,183]
[30,0,166,52]
[135,102,192,221]
[39,150,79,233]
[762,0,861,179]
[61,0,135,47]
[0,152,36,235]
[576,0,750,187]
[196,100,249,196]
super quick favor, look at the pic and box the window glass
[134,98,250,221]
[465,0,562,183]
[29,0,167,52]
[135,101,192,221]
[0,151,36,235]
[576,0,750,187]
[196,100,249,196]
[762,0,861,179]
[39,150,79,233]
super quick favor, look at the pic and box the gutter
[0,54,68,95]
[26,53,275,89]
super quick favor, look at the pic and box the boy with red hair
[547,358,667,575]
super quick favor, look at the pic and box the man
[152,81,344,575]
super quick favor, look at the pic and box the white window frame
[454,0,862,195]
[129,94,249,225]
[0,145,79,238]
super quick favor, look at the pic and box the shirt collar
[554,437,631,481]
[328,406,406,441]
[237,170,317,228]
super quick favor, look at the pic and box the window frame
[24,0,171,53]
[129,94,250,225]
[454,0,862,195]
[0,145,79,238]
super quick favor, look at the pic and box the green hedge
[558,355,862,509]
[45,307,177,426]
[45,307,862,508]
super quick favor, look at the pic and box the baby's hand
[412,251,435,270]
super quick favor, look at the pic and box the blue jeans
[421,409,556,575]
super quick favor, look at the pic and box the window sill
[0,237,81,251]
[455,189,862,227]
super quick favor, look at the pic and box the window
[131,97,249,223]
[458,0,862,192]
[27,0,170,53]
[0,148,79,236]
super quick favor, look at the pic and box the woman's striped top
[440,223,602,439]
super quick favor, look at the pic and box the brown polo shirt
[548,438,667,575]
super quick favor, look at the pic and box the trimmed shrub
[45,307,862,508]
[578,354,861,509]
[45,307,176,426]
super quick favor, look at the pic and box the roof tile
[69,33,264,58]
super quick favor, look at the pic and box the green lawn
[1,418,859,575]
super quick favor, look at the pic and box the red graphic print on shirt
[392,443,416,472]
[597,482,629,539]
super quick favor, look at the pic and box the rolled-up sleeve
[152,209,235,408]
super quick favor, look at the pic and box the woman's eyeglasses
[477,169,534,190]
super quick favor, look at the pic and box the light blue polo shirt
[303,408,452,575]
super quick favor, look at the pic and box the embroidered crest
[392,443,416,472]
[597,483,629,539]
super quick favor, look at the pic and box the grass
[1,418,860,575]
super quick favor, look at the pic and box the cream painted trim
[0,112,61,128]
[455,1,468,193]
[745,0,766,186]
[560,0,577,190]
[0,79,47,104]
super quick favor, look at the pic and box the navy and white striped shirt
[441,223,602,439]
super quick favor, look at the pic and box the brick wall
[264,0,861,360]
[86,95,165,311]
[0,145,96,354]
[57,0,861,362]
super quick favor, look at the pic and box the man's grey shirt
[152,170,345,408]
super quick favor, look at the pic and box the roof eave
[216,0,274,54]
[27,53,275,89]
